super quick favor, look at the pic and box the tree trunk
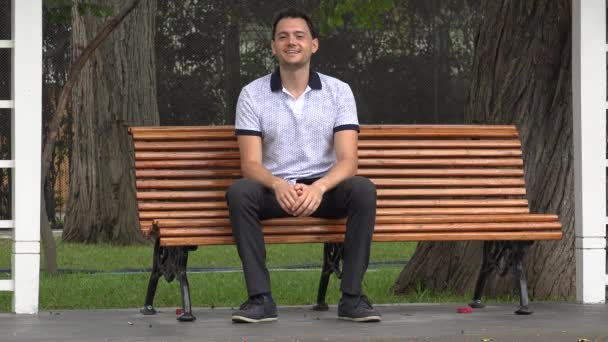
[63,0,159,244]
[394,0,574,300]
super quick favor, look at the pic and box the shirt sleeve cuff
[235,129,262,137]
[333,124,360,133]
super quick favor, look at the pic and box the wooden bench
[128,125,562,321]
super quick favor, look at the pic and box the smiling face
[271,17,319,70]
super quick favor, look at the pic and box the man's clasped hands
[272,180,327,217]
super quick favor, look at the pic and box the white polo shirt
[235,69,359,184]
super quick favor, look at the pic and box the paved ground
[1,302,607,341]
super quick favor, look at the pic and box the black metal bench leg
[313,243,343,311]
[513,242,533,315]
[313,243,333,311]
[141,238,161,315]
[176,247,196,321]
[470,241,494,309]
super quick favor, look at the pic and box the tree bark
[63,0,158,244]
[394,0,574,300]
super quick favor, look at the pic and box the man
[226,8,380,323]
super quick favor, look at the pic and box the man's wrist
[271,178,285,190]
[312,181,328,194]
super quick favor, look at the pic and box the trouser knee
[225,178,263,210]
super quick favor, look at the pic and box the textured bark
[394,0,574,300]
[63,0,159,244]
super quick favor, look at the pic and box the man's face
[271,17,319,69]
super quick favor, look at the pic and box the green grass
[0,239,416,271]
[0,238,496,312]
[0,267,488,312]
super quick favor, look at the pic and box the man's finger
[295,195,313,216]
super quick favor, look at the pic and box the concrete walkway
[1,302,607,341]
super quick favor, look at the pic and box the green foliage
[317,0,395,34]
[44,0,114,24]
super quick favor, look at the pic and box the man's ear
[312,38,319,54]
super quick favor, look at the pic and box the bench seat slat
[375,199,528,207]
[137,199,529,211]
[160,231,562,246]
[159,223,562,237]
[138,207,530,220]
[135,158,524,169]
[136,187,527,200]
[135,168,525,179]
[135,178,526,190]
[154,214,559,228]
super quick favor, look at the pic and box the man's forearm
[241,161,285,189]
[313,159,357,193]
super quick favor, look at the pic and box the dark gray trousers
[225,176,377,297]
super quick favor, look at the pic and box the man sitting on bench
[226,8,381,323]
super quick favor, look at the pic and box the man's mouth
[285,49,300,56]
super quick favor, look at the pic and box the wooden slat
[358,130,517,138]
[136,168,524,179]
[358,140,521,149]
[134,141,239,151]
[358,158,523,167]
[137,191,225,200]
[160,222,561,238]
[358,149,522,158]
[137,178,525,189]
[131,131,237,140]
[139,210,228,219]
[135,151,239,161]
[136,169,242,178]
[358,168,524,177]
[376,207,530,215]
[136,179,233,189]
[136,199,529,211]
[134,140,521,151]
[155,214,559,228]
[135,160,241,169]
[371,178,525,187]
[378,188,527,197]
[160,231,562,246]
[135,150,526,161]
[138,201,227,210]
[376,199,528,207]
[137,187,527,200]
[129,125,234,134]
[138,207,529,220]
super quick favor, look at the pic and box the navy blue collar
[270,68,322,92]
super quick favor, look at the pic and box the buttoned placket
[282,86,311,116]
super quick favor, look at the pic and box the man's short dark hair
[272,8,318,39]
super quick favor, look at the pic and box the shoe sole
[232,315,278,323]
[338,315,382,322]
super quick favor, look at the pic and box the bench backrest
[129,125,530,235]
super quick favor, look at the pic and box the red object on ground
[457,306,473,314]
[176,309,182,315]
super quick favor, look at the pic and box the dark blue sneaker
[232,295,278,323]
[338,295,381,322]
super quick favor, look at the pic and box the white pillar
[11,0,42,314]
[572,0,607,304]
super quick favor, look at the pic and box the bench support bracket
[470,241,533,315]
[140,238,197,321]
